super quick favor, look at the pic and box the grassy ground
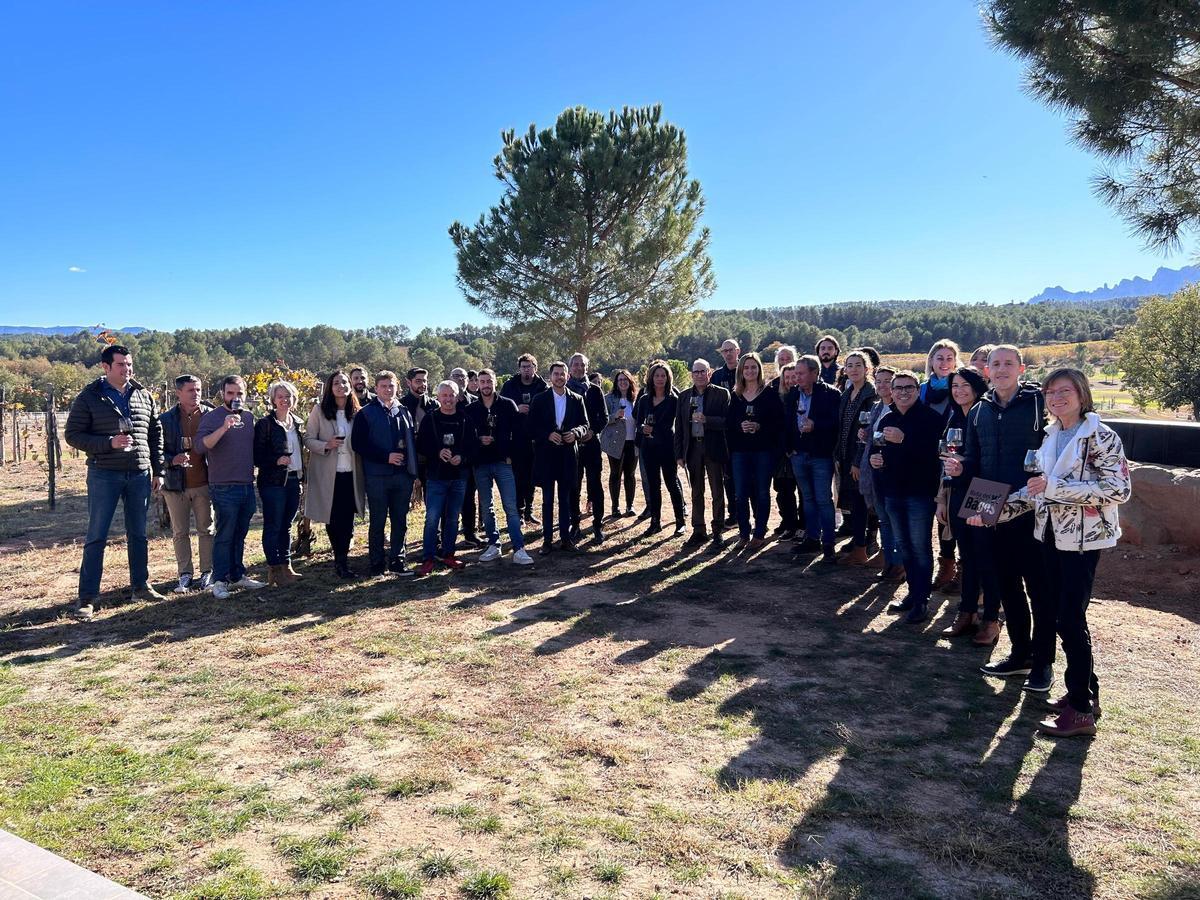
[1,455,1198,899]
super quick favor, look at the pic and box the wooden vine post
[47,387,57,509]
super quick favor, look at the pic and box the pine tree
[985,1,1200,250]
[449,105,715,359]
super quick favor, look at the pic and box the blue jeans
[210,483,257,585]
[475,462,524,550]
[259,475,301,565]
[790,453,836,546]
[874,499,903,567]
[79,466,152,600]
[882,494,936,607]
[731,450,774,539]
[365,471,414,568]
[423,476,467,560]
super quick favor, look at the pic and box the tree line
[0,298,1140,411]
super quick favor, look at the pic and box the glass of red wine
[1023,449,1041,477]
[117,416,134,452]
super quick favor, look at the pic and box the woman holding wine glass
[727,352,785,549]
[1001,368,1131,737]
[936,366,990,639]
[834,351,877,567]
[253,380,308,586]
[634,360,685,537]
[305,370,365,578]
[604,369,640,518]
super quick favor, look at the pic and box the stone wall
[1119,463,1200,550]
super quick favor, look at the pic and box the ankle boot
[837,545,870,567]
[274,563,296,586]
[267,564,282,587]
[941,611,978,637]
[933,557,958,591]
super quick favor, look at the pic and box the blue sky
[0,0,1189,331]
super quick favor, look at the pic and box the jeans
[731,450,774,539]
[259,474,301,565]
[365,471,414,568]
[874,499,902,566]
[975,515,1055,666]
[423,476,467,560]
[475,462,524,550]
[210,482,257,585]
[462,466,478,538]
[882,494,936,608]
[1041,527,1100,714]
[162,484,213,576]
[791,453,836,546]
[79,466,152,600]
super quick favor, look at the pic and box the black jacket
[253,414,306,489]
[415,408,478,480]
[727,389,785,457]
[65,377,164,476]
[711,365,737,392]
[568,377,608,462]
[161,401,214,491]
[529,388,589,484]
[784,381,841,458]
[499,373,548,444]
[465,395,519,465]
[673,384,730,463]
[633,392,679,458]
[961,382,1046,494]
[875,401,944,498]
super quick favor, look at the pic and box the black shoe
[569,526,584,544]
[903,604,928,624]
[820,547,838,564]
[539,541,554,556]
[836,521,853,538]
[561,539,578,552]
[524,512,540,526]
[1022,665,1054,693]
[673,523,687,537]
[388,558,414,577]
[460,534,482,550]
[683,531,707,549]
[593,524,606,543]
[334,557,360,580]
[778,528,797,541]
[706,535,726,554]
[792,537,820,555]
[369,564,386,576]
[643,522,663,537]
[888,596,916,613]
[981,656,1034,678]
[724,514,737,528]
[635,509,651,521]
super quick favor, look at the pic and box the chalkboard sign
[957,477,1012,527]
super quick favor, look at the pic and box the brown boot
[932,557,958,591]
[973,619,1002,647]
[275,563,297,586]
[266,564,282,587]
[941,611,978,637]
[837,545,870,567]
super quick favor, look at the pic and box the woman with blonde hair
[253,380,306,586]
[834,350,877,566]
[604,369,640,517]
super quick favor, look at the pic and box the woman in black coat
[634,360,686,537]
[833,351,877,566]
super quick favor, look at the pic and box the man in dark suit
[530,361,590,554]
[674,358,730,552]
[567,352,608,544]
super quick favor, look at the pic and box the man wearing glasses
[674,359,731,552]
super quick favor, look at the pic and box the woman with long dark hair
[634,361,686,537]
[727,352,784,549]
[834,351,876,567]
[305,369,365,578]
[604,369,640,517]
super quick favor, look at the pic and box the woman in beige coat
[305,370,366,578]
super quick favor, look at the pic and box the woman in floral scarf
[1006,367,1131,737]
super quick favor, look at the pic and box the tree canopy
[449,104,714,359]
[985,0,1200,251]
[1118,285,1200,419]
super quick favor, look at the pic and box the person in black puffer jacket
[946,345,1055,693]
[64,344,166,619]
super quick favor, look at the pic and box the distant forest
[0,298,1138,408]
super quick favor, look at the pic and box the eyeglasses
[1043,388,1077,399]
[691,370,707,375]
[892,385,918,393]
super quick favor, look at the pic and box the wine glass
[944,428,964,456]
[872,430,886,467]
[745,403,755,419]
[117,416,134,452]
[443,433,455,448]
[1023,449,1041,476]
[858,410,872,426]
[229,398,245,427]
[180,435,193,467]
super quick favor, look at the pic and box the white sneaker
[512,548,534,566]
[233,576,267,590]
[211,581,231,600]
[479,544,502,562]
[173,573,193,594]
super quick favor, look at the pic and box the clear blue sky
[0,0,1189,331]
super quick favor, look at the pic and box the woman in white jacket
[1006,367,1131,737]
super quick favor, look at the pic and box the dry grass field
[1,453,1198,900]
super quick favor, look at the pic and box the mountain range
[1029,264,1200,303]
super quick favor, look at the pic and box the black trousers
[1041,528,1101,714]
[641,448,685,525]
[975,514,1055,666]
[949,510,991,619]
[687,442,725,535]
[773,463,801,531]
[325,471,358,557]
[512,441,536,514]
[573,446,604,530]
[541,450,576,543]
[462,466,478,537]
[608,440,637,512]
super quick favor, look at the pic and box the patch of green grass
[174,862,273,899]
[385,774,451,799]
[319,788,364,812]
[276,831,353,882]
[459,870,512,899]
[433,802,502,834]
[538,829,584,854]
[417,851,460,879]
[362,866,423,898]
[206,848,246,870]
[339,807,372,830]
[593,860,626,884]
[346,772,381,790]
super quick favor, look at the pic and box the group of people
[64,335,1132,739]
